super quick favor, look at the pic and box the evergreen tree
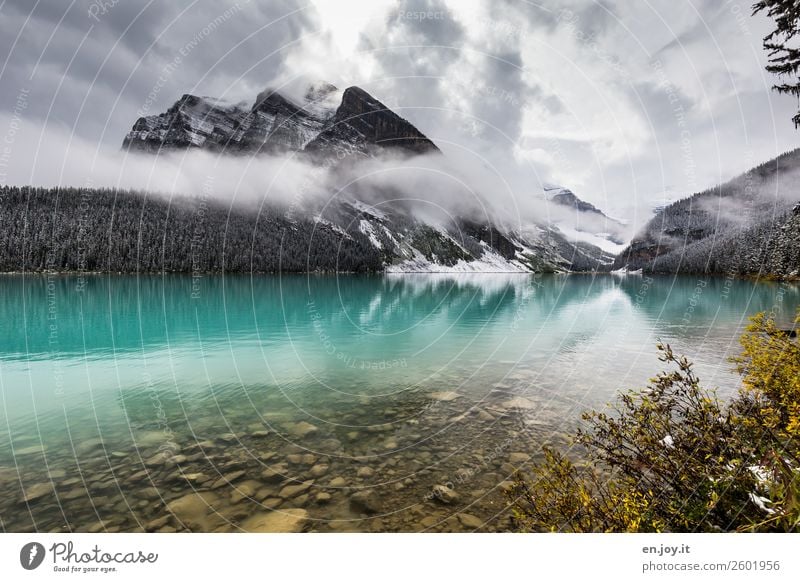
[754,0,800,127]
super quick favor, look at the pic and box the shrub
[508,310,800,532]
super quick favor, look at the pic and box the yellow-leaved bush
[508,309,800,532]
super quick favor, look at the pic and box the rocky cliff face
[123,95,249,153]
[123,82,437,158]
[304,86,439,157]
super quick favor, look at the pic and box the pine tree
[753,1,800,127]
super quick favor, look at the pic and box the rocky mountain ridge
[123,82,438,158]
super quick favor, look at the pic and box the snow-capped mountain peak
[122,82,438,158]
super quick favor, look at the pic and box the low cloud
[0,112,590,235]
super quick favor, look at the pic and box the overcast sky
[1,0,798,223]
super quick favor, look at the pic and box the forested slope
[614,148,800,277]
[0,186,383,273]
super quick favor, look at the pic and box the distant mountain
[542,186,628,252]
[545,186,610,217]
[614,148,800,277]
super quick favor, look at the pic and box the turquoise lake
[1,273,798,532]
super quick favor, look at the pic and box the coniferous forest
[0,186,383,273]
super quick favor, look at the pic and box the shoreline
[1,269,798,282]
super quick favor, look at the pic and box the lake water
[1,273,798,532]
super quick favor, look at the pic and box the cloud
[0,110,556,231]
[1,0,799,228]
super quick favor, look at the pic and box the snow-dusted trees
[0,186,383,273]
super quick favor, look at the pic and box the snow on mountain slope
[385,243,529,273]
[123,82,437,159]
[542,185,629,251]
[338,199,613,273]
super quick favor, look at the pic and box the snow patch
[349,200,387,220]
[359,219,383,249]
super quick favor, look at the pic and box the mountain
[108,82,615,274]
[614,148,800,277]
[545,186,610,217]
[122,82,437,158]
[542,186,628,253]
[304,86,438,157]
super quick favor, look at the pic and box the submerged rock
[286,422,318,439]
[240,508,310,533]
[279,480,314,499]
[419,515,439,529]
[145,516,170,531]
[19,482,54,503]
[350,490,382,514]
[260,497,282,510]
[308,464,329,478]
[261,464,288,483]
[456,513,484,529]
[288,453,317,465]
[15,445,47,456]
[210,470,246,489]
[165,491,221,531]
[429,391,462,402]
[356,466,375,478]
[509,452,531,465]
[46,468,67,480]
[502,396,536,410]
[431,484,459,504]
[230,480,261,504]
